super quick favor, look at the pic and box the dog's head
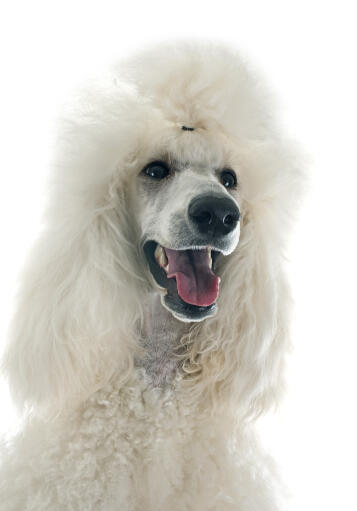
[135,139,240,322]
[2,42,304,417]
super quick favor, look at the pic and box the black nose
[188,195,240,236]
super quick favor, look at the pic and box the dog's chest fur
[138,293,188,386]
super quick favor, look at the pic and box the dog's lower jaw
[137,292,190,387]
[162,292,217,323]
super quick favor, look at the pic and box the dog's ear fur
[180,139,305,418]
[1,83,152,417]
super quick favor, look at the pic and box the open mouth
[143,241,222,321]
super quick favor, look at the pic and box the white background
[0,1,356,510]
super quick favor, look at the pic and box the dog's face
[131,131,241,322]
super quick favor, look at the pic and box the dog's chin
[161,294,217,323]
[143,240,223,323]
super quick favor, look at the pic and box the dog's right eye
[142,161,170,180]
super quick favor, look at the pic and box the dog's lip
[143,240,223,258]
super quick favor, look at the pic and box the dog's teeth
[160,252,168,268]
[154,244,168,268]
[208,249,212,269]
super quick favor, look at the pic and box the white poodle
[0,41,303,510]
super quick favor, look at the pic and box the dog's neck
[139,293,190,387]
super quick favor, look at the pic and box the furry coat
[0,41,303,510]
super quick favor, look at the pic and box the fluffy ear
[1,200,143,417]
[1,81,151,417]
[180,138,305,418]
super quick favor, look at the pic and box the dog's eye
[220,169,237,189]
[142,161,170,180]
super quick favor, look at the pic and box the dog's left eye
[220,169,237,189]
[142,161,170,180]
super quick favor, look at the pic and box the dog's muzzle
[144,194,240,322]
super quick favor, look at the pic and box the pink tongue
[164,248,219,307]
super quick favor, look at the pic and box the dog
[0,41,303,510]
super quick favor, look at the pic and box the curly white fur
[0,41,304,510]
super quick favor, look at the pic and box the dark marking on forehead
[181,125,195,131]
